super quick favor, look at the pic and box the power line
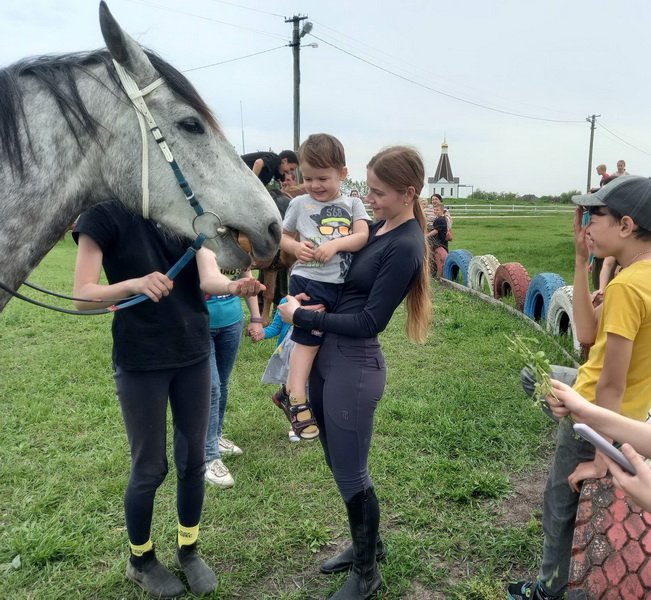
[599,122,651,157]
[124,0,287,41]
[309,33,585,125]
[203,0,285,19]
[182,45,286,73]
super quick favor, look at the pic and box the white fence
[448,204,575,216]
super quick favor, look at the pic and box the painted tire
[443,249,473,285]
[492,262,531,311]
[523,272,566,321]
[546,286,581,352]
[468,254,501,294]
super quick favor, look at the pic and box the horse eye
[178,118,205,134]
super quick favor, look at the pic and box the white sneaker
[205,459,234,488]
[218,437,243,456]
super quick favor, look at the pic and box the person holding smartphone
[548,379,651,512]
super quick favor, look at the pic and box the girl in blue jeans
[204,268,263,488]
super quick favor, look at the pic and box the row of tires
[441,249,580,352]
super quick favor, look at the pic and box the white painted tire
[546,285,580,352]
[468,254,501,294]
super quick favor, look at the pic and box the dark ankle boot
[320,537,386,574]
[175,542,218,596]
[329,487,383,599]
[125,547,186,599]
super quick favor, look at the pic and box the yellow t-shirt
[573,260,651,421]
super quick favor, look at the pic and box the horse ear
[99,1,157,83]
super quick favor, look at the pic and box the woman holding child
[279,145,431,599]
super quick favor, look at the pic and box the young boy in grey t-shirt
[273,134,370,440]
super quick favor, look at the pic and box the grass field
[0,214,577,599]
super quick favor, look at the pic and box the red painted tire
[568,477,651,599]
[492,262,531,311]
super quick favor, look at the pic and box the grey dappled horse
[0,1,281,312]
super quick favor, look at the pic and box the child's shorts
[289,275,340,346]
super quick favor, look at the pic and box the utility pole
[286,15,312,152]
[586,114,600,192]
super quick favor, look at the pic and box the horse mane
[0,48,219,176]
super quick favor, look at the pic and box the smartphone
[573,423,636,475]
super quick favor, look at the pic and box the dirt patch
[492,460,551,529]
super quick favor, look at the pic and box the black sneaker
[126,549,185,599]
[507,580,561,600]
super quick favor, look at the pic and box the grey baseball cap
[572,175,651,231]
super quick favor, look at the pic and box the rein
[2,59,226,315]
[0,235,205,315]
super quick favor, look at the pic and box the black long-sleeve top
[293,219,424,338]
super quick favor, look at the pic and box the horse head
[98,2,281,269]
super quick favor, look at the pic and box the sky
[2,0,651,197]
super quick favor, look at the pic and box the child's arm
[572,208,601,344]
[240,268,264,338]
[314,219,369,264]
[550,379,651,455]
[263,309,284,340]
[594,333,632,414]
[196,248,264,297]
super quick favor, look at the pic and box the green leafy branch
[506,334,559,412]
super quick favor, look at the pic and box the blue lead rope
[108,233,206,312]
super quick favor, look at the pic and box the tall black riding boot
[329,487,383,599]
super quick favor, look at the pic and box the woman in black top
[279,147,431,599]
[73,201,263,599]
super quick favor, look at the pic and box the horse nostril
[269,221,282,245]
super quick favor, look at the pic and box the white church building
[427,139,467,198]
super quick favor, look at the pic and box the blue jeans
[204,318,244,463]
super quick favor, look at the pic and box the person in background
[279,145,431,600]
[615,159,629,177]
[597,164,609,187]
[251,298,301,442]
[73,201,263,598]
[275,133,371,441]
[350,188,360,198]
[425,203,448,277]
[203,268,264,489]
[508,176,651,600]
[241,150,298,187]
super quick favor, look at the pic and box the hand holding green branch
[507,334,560,412]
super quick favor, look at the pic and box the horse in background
[0,1,281,313]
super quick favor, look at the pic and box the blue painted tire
[523,272,566,321]
[443,249,473,285]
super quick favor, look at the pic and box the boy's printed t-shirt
[573,261,651,421]
[283,194,370,284]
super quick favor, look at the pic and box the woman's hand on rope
[132,272,173,302]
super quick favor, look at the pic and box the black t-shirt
[293,219,424,338]
[428,216,448,251]
[241,151,281,185]
[73,201,210,371]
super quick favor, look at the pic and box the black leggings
[114,358,211,545]
[309,333,386,501]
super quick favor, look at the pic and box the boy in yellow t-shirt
[509,176,651,600]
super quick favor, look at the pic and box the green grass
[452,215,575,284]
[0,225,577,599]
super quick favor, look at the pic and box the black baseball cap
[572,176,651,231]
